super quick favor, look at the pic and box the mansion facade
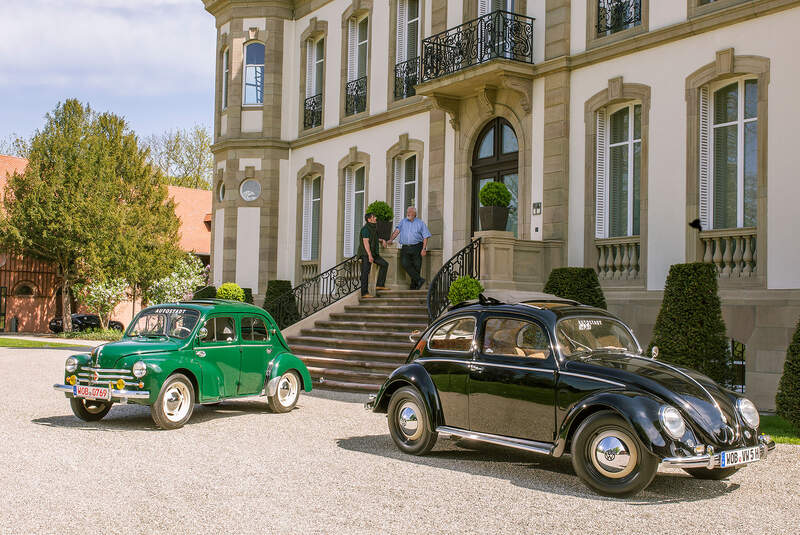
[202,0,800,410]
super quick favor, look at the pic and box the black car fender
[553,390,671,458]
[372,363,444,429]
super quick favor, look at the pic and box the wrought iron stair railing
[420,10,535,84]
[264,256,362,329]
[426,238,482,321]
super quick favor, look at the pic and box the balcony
[597,0,642,37]
[415,10,535,101]
[304,94,322,129]
[595,236,640,282]
[699,227,758,279]
[394,57,419,100]
[345,76,367,116]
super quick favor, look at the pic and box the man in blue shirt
[388,206,432,290]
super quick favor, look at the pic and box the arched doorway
[471,117,519,236]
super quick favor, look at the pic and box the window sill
[242,104,264,109]
[587,24,648,51]
[388,94,424,111]
[688,0,754,19]
[299,124,324,137]
[340,109,370,125]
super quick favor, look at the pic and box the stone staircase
[285,289,429,392]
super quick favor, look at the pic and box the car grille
[76,366,139,387]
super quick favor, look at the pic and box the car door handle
[195,351,206,358]
[469,364,484,372]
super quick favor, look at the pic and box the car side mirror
[651,346,659,360]
[409,330,421,343]
[198,327,208,340]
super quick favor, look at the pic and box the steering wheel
[172,326,192,337]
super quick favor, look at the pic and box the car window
[241,316,269,342]
[428,317,475,352]
[556,317,639,358]
[483,318,551,359]
[199,317,236,343]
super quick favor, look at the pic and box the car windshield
[126,307,201,340]
[556,317,640,359]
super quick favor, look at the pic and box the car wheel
[151,373,195,430]
[571,411,658,497]
[268,371,301,413]
[683,466,740,480]
[70,398,113,421]
[387,386,438,455]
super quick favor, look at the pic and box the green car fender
[117,353,207,405]
[267,352,313,393]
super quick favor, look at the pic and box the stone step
[359,297,426,306]
[330,311,426,322]
[315,320,428,332]
[344,304,428,314]
[290,344,408,361]
[287,335,410,351]
[307,366,387,384]
[300,328,412,342]
[313,378,380,393]
[375,290,427,298]
[299,354,401,372]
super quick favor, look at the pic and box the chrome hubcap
[277,373,299,407]
[163,381,191,422]
[397,401,423,441]
[591,430,638,479]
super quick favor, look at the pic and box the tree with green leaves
[143,125,213,190]
[147,254,207,306]
[74,279,128,329]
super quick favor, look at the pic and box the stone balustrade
[300,260,319,282]
[595,236,640,280]
[699,227,757,278]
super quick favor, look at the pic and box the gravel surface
[3,347,799,534]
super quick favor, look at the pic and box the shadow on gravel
[32,399,302,431]
[337,434,741,503]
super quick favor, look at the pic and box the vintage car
[53,299,312,429]
[49,314,124,333]
[367,296,775,497]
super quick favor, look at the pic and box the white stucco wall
[567,9,800,290]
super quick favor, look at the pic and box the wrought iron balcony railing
[394,57,419,100]
[345,76,367,116]
[303,93,322,129]
[597,0,642,36]
[420,10,534,84]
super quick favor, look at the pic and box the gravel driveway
[2,347,798,534]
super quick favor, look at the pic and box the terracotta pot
[479,206,509,231]
[376,219,393,240]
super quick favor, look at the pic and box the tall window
[393,155,417,228]
[221,49,229,110]
[700,78,758,230]
[345,17,369,115]
[243,42,265,105]
[597,0,642,37]
[395,0,420,99]
[302,176,321,261]
[343,166,366,257]
[478,0,514,15]
[304,38,324,129]
[595,103,641,238]
[471,118,519,236]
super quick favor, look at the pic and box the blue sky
[0,0,216,143]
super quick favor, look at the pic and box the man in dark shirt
[358,212,389,298]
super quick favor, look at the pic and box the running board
[436,426,554,455]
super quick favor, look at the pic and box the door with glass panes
[471,118,519,236]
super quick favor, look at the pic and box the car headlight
[737,398,760,429]
[132,361,147,378]
[65,357,78,373]
[659,406,686,439]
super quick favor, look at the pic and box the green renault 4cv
[53,299,312,429]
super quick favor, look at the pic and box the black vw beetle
[367,296,775,497]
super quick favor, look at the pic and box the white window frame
[393,154,418,229]
[478,0,513,16]
[704,76,758,230]
[348,16,369,82]
[397,0,420,64]
[221,48,229,110]
[243,41,265,106]
[343,166,366,257]
[302,176,322,261]
[314,38,325,96]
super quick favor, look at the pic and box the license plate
[74,385,111,401]
[720,446,760,468]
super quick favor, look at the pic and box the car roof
[141,299,267,315]
[441,299,617,323]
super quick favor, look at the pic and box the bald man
[388,206,432,290]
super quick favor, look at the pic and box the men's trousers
[400,243,423,288]
[360,254,388,295]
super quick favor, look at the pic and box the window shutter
[393,158,403,229]
[478,0,490,16]
[698,86,711,231]
[302,178,313,261]
[595,108,608,239]
[347,18,357,82]
[305,40,314,98]
[397,0,408,63]
[343,168,355,257]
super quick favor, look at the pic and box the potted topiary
[479,182,512,231]
[216,282,245,302]
[366,200,394,240]
[448,275,484,305]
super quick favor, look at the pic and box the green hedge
[647,263,732,385]
[263,280,299,328]
[217,282,245,301]
[243,288,253,304]
[193,286,216,299]
[776,318,800,431]
[543,267,607,309]
[448,276,484,305]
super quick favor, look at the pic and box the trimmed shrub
[365,200,393,221]
[776,318,800,431]
[479,182,511,208]
[647,263,732,385]
[216,282,245,302]
[193,286,216,299]
[243,288,254,304]
[263,280,299,328]
[543,267,607,309]
[448,276,484,305]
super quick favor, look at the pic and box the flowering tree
[74,279,128,330]
[147,255,207,306]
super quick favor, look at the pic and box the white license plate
[720,446,760,468]
[74,385,111,401]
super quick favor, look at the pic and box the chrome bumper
[364,393,377,411]
[661,436,776,469]
[53,383,150,401]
